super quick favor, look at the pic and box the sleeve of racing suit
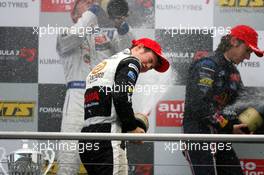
[187,58,234,133]
[56,10,98,56]
[112,57,141,132]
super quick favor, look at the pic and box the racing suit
[79,49,142,175]
[183,52,243,175]
[56,9,134,174]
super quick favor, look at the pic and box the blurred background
[0,0,264,174]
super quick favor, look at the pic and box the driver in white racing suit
[56,0,134,174]
[79,38,170,175]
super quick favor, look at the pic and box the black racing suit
[79,53,142,175]
[183,52,243,175]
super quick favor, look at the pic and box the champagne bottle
[134,113,149,132]
[238,105,264,133]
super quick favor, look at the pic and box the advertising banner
[0,84,38,131]
[0,27,38,83]
[241,159,264,175]
[155,0,213,28]
[39,33,65,84]
[214,0,264,29]
[127,142,154,175]
[156,100,184,127]
[38,84,66,132]
[0,0,39,27]
[41,0,75,12]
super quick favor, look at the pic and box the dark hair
[130,45,150,50]
[107,0,129,18]
[215,34,244,53]
[215,35,232,53]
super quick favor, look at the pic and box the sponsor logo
[95,35,108,45]
[199,77,214,87]
[85,91,99,103]
[18,48,37,62]
[164,52,194,64]
[88,61,107,82]
[0,49,19,56]
[0,1,30,8]
[239,61,261,68]
[39,58,63,65]
[229,73,241,82]
[164,52,194,58]
[89,72,104,83]
[0,101,35,121]
[214,114,228,128]
[156,0,210,10]
[128,63,139,74]
[67,81,85,89]
[0,48,37,62]
[156,100,184,127]
[194,50,209,60]
[41,0,75,12]
[39,107,62,118]
[127,71,136,81]
[218,0,264,7]
[156,4,203,11]
[91,61,107,75]
[39,107,62,113]
[241,159,264,175]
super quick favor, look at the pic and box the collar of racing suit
[214,51,235,67]
[122,48,144,71]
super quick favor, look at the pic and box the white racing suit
[56,9,134,175]
[79,49,142,175]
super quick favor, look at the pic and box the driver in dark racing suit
[183,25,264,175]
